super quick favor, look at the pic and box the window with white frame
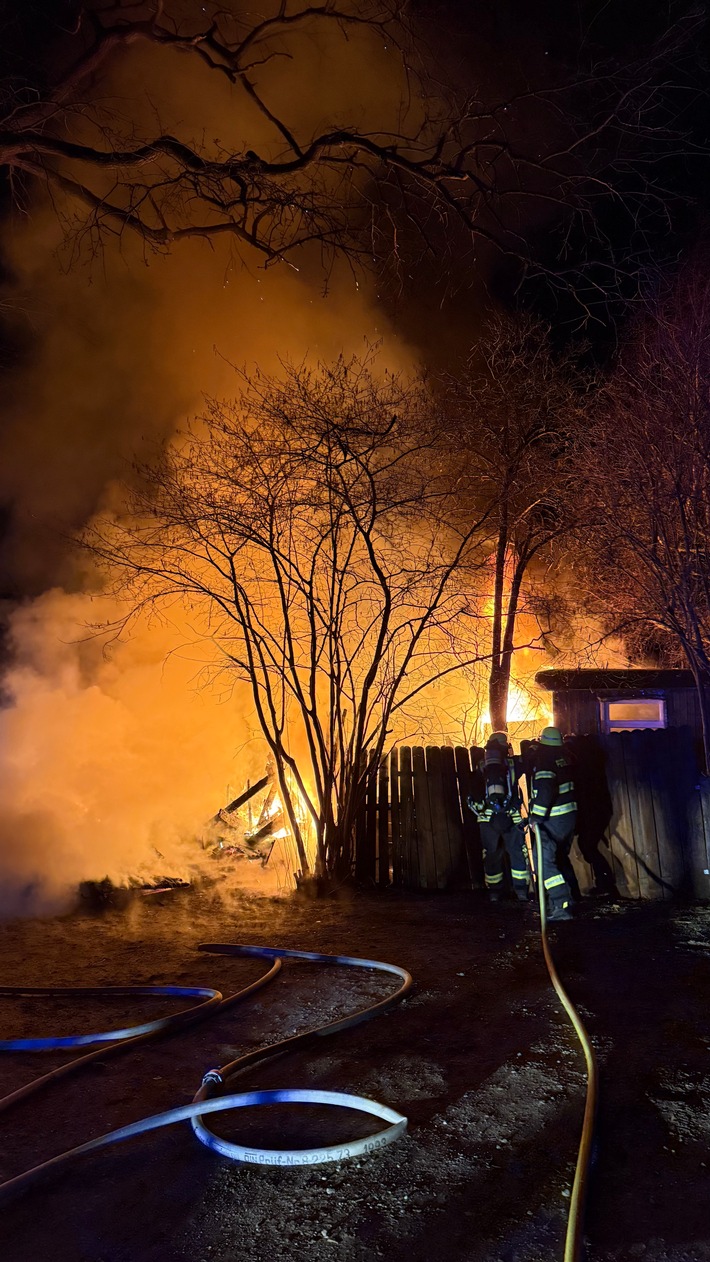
[601,697,667,732]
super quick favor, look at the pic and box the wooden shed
[535,669,702,743]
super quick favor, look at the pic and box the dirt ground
[0,884,709,1262]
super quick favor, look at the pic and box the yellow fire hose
[530,820,599,1262]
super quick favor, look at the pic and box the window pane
[607,701,664,722]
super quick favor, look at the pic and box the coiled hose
[0,945,411,1200]
[532,821,599,1262]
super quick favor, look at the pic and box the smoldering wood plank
[211,773,271,822]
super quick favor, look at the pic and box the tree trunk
[490,550,527,732]
[488,505,509,732]
[488,542,528,735]
[489,669,508,733]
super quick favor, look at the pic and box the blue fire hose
[0,945,411,1200]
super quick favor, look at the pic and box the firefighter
[468,731,529,902]
[527,726,577,921]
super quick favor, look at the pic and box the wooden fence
[354,730,710,900]
[354,745,485,891]
[583,727,710,901]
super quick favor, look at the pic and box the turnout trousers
[533,812,577,914]
[480,817,529,900]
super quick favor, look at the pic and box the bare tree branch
[81,352,498,879]
[0,1,702,285]
[574,253,710,764]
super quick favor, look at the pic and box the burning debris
[78,874,192,909]
[78,757,310,909]
[203,758,311,882]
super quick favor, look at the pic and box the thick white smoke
[0,4,418,915]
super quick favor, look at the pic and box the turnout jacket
[469,743,523,825]
[529,744,576,822]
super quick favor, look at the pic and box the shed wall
[551,686,703,742]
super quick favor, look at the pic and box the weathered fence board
[625,731,664,900]
[354,749,368,884]
[440,745,467,888]
[453,746,484,888]
[412,746,438,889]
[398,747,418,889]
[424,747,451,890]
[604,734,641,899]
[676,729,706,896]
[692,779,710,899]
[389,747,402,888]
[378,758,389,888]
[569,839,594,894]
[363,755,378,885]
[649,729,686,896]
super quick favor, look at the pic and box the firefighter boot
[547,897,573,922]
[511,865,530,902]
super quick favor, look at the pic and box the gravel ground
[0,885,709,1262]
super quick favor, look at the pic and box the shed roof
[535,669,696,692]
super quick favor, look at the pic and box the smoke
[0,591,248,912]
[0,4,418,915]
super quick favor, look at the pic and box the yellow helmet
[539,726,563,746]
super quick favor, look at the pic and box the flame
[265,794,282,820]
[506,680,553,725]
[479,677,553,741]
[242,773,316,882]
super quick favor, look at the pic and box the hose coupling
[201,1068,223,1087]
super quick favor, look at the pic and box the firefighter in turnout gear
[527,726,577,922]
[468,732,529,902]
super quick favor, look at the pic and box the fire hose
[0,946,411,1200]
[530,820,599,1262]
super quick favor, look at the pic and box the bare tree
[576,260,710,763]
[441,313,590,732]
[0,2,699,282]
[84,356,495,881]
